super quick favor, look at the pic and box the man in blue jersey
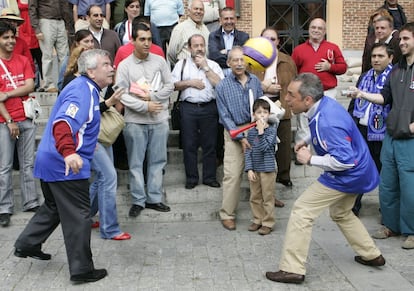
[266,73,385,284]
[14,49,114,284]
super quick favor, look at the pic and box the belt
[268,95,280,102]
[78,15,87,21]
[204,20,218,25]
[183,100,215,107]
[157,22,178,28]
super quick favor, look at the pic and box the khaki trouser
[279,181,382,275]
[219,130,245,220]
[249,171,276,228]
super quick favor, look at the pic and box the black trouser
[275,119,292,181]
[15,179,94,276]
[353,123,382,213]
[157,23,177,55]
[180,100,218,184]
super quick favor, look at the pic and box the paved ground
[1,91,413,290]
[1,175,413,291]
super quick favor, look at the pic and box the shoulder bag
[98,98,125,147]
[171,58,186,130]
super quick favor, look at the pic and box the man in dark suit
[208,6,249,165]
[208,6,249,77]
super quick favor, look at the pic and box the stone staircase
[11,85,354,226]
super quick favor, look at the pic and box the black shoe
[70,268,107,283]
[145,202,171,212]
[354,255,385,266]
[185,182,197,189]
[203,181,221,188]
[128,204,143,217]
[294,158,303,166]
[0,213,10,227]
[25,206,40,212]
[266,270,305,284]
[276,178,293,187]
[14,248,51,260]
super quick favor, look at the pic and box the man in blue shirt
[216,46,263,231]
[14,49,114,283]
[266,73,385,284]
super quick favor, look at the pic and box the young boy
[245,99,278,235]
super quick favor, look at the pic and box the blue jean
[0,120,38,213]
[89,143,122,239]
[379,133,414,235]
[123,121,169,207]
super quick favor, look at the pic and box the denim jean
[123,121,169,207]
[380,134,414,235]
[89,143,122,239]
[0,120,38,213]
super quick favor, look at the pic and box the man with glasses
[291,18,347,161]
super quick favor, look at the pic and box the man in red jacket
[291,18,347,151]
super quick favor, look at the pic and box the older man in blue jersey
[14,49,114,284]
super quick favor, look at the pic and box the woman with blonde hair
[58,29,94,90]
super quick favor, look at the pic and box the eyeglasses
[92,13,104,17]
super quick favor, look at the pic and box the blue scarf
[353,64,392,141]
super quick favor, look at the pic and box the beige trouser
[219,130,245,220]
[249,171,276,228]
[279,181,382,275]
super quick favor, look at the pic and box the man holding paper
[116,22,174,218]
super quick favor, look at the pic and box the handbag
[22,95,42,121]
[171,58,186,130]
[0,59,42,122]
[98,102,125,147]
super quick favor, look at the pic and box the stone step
[9,176,315,226]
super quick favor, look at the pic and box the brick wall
[343,0,414,50]
[182,0,253,34]
[181,0,414,51]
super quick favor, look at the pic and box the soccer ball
[242,37,277,71]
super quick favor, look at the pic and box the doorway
[267,0,326,54]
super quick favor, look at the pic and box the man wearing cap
[0,21,38,227]
[0,8,34,72]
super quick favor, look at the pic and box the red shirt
[14,36,35,73]
[114,43,165,68]
[291,40,347,90]
[0,54,35,123]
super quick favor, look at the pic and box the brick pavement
[1,175,413,290]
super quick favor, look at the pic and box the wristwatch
[271,77,276,85]
[202,66,210,72]
[6,119,14,124]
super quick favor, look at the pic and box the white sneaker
[402,235,414,249]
